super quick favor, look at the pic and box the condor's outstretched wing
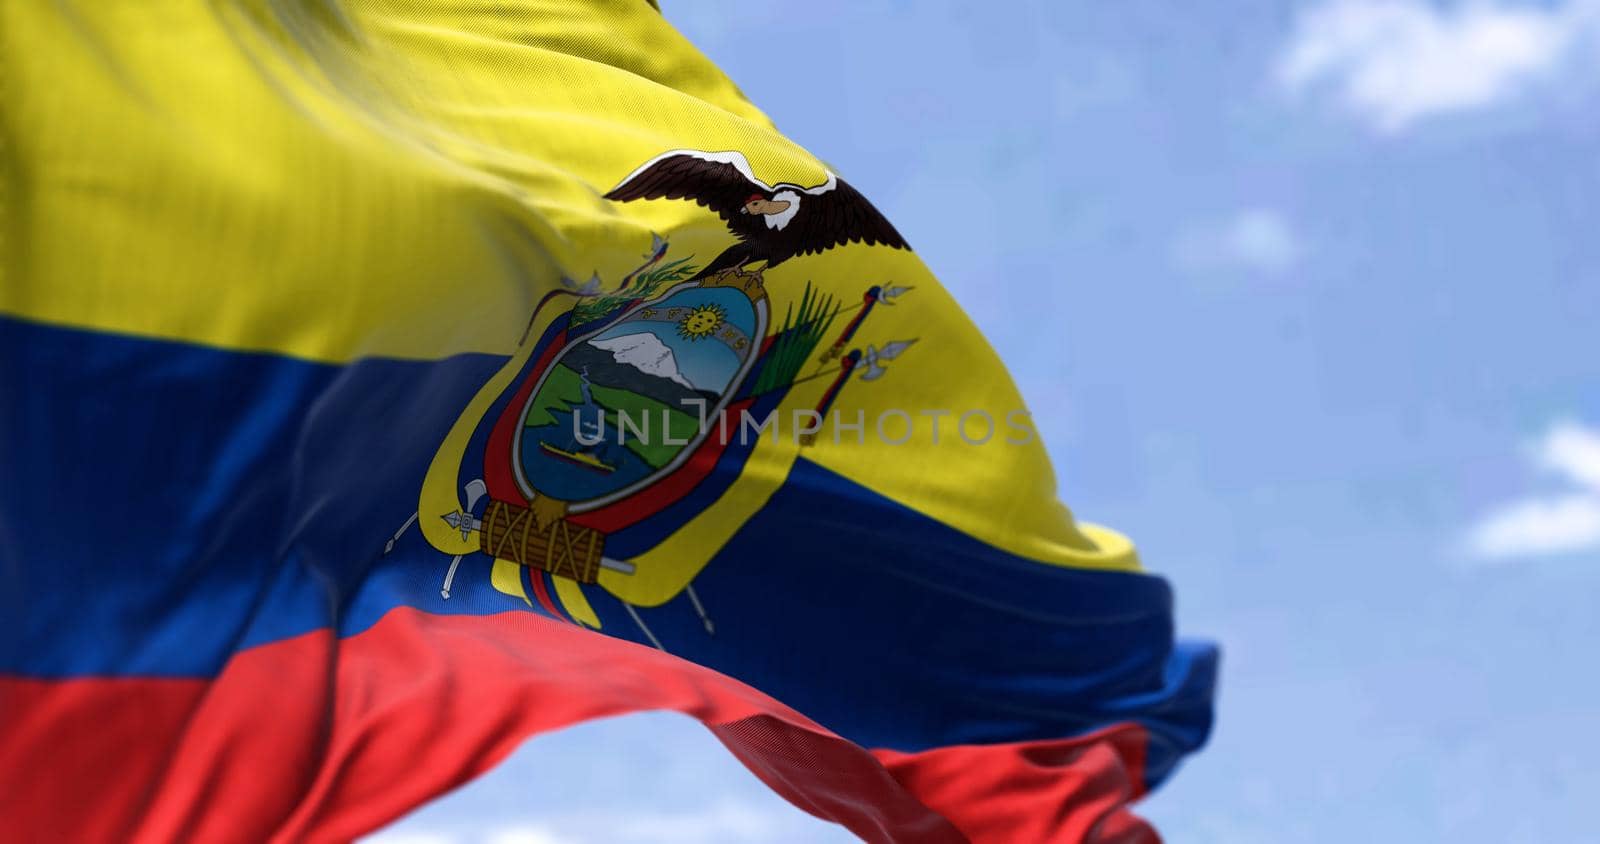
[604,151,771,240]
[786,176,910,258]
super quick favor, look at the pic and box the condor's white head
[740,190,803,230]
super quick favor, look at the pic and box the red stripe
[874,730,1156,844]
[0,609,1156,843]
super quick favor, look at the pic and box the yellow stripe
[3,0,819,363]
[7,1,1141,574]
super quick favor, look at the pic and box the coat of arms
[387,150,917,648]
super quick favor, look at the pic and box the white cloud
[1466,493,1600,558]
[1278,0,1600,132]
[1175,209,1303,275]
[1538,419,1600,490]
[486,826,582,844]
[1465,420,1600,561]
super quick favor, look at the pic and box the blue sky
[373,2,1600,841]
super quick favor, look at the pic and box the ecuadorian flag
[0,2,1216,841]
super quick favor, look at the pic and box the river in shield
[519,405,661,503]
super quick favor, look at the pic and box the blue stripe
[0,316,506,674]
[0,316,1213,773]
[583,456,1216,781]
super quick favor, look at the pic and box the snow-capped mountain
[588,333,697,391]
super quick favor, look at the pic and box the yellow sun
[677,304,725,340]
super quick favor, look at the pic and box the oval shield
[512,282,768,510]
